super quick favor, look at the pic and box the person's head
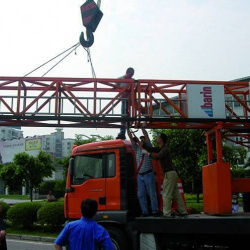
[81,199,98,218]
[156,133,168,146]
[48,190,53,195]
[139,135,145,143]
[124,67,134,79]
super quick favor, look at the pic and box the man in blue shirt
[54,199,114,250]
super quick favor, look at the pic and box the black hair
[126,67,134,74]
[81,199,98,218]
[159,133,168,144]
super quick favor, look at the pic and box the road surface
[7,239,56,250]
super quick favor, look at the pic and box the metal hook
[80,28,94,48]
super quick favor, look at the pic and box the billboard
[0,137,42,164]
[25,138,42,151]
[187,84,226,119]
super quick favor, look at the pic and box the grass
[0,195,30,200]
[6,223,61,238]
[184,193,203,202]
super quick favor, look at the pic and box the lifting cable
[83,47,96,78]
[22,41,97,81]
[22,42,80,78]
[42,43,81,77]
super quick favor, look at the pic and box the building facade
[0,128,75,194]
[0,126,23,140]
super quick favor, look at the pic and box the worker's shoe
[162,213,175,218]
[140,213,149,217]
[152,213,160,217]
[152,211,161,217]
[180,213,188,218]
[116,133,126,140]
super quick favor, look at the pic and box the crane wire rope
[83,47,96,78]
[21,42,97,85]
[22,42,80,78]
[42,43,81,77]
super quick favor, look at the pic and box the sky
[1,0,250,139]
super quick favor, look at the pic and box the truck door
[66,150,118,218]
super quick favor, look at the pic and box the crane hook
[79,0,103,48]
[80,28,94,48]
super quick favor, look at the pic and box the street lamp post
[90,134,103,140]
[77,134,91,139]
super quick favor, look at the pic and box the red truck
[64,139,250,250]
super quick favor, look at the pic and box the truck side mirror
[69,158,74,176]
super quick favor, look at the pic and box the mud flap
[140,233,158,250]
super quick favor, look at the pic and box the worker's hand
[141,149,149,155]
[137,141,143,148]
[133,137,139,143]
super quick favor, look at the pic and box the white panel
[187,84,226,119]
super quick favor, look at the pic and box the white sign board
[0,138,42,164]
[187,84,226,119]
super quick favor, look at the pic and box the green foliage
[231,168,250,178]
[151,129,207,193]
[245,157,250,169]
[0,195,29,200]
[74,134,96,146]
[98,135,114,140]
[222,145,247,169]
[39,180,65,198]
[54,180,66,198]
[58,156,70,179]
[39,180,56,194]
[185,193,203,202]
[186,202,203,214]
[0,163,23,190]
[37,202,66,229]
[0,151,55,201]
[7,202,42,228]
[0,201,11,219]
[74,134,114,146]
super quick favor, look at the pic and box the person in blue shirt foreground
[54,199,114,250]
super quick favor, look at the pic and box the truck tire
[106,227,129,250]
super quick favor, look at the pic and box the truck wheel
[106,227,129,250]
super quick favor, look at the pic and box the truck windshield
[72,153,115,185]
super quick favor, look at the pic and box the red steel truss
[0,76,249,146]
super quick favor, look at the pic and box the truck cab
[64,139,164,249]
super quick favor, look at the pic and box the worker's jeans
[137,171,158,214]
[119,100,128,136]
[163,170,187,216]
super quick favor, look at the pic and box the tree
[149,129,248,200]
[0,162,23,191]
[73,134,114,146]
[74,134,96,146]
[222,145,247,170]
[245,157,250,169]
[0,151,55,201]
[222,145,247,178]
[150,129,207,199]
[58,134,115,179]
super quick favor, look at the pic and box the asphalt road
[7,239,56,250]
